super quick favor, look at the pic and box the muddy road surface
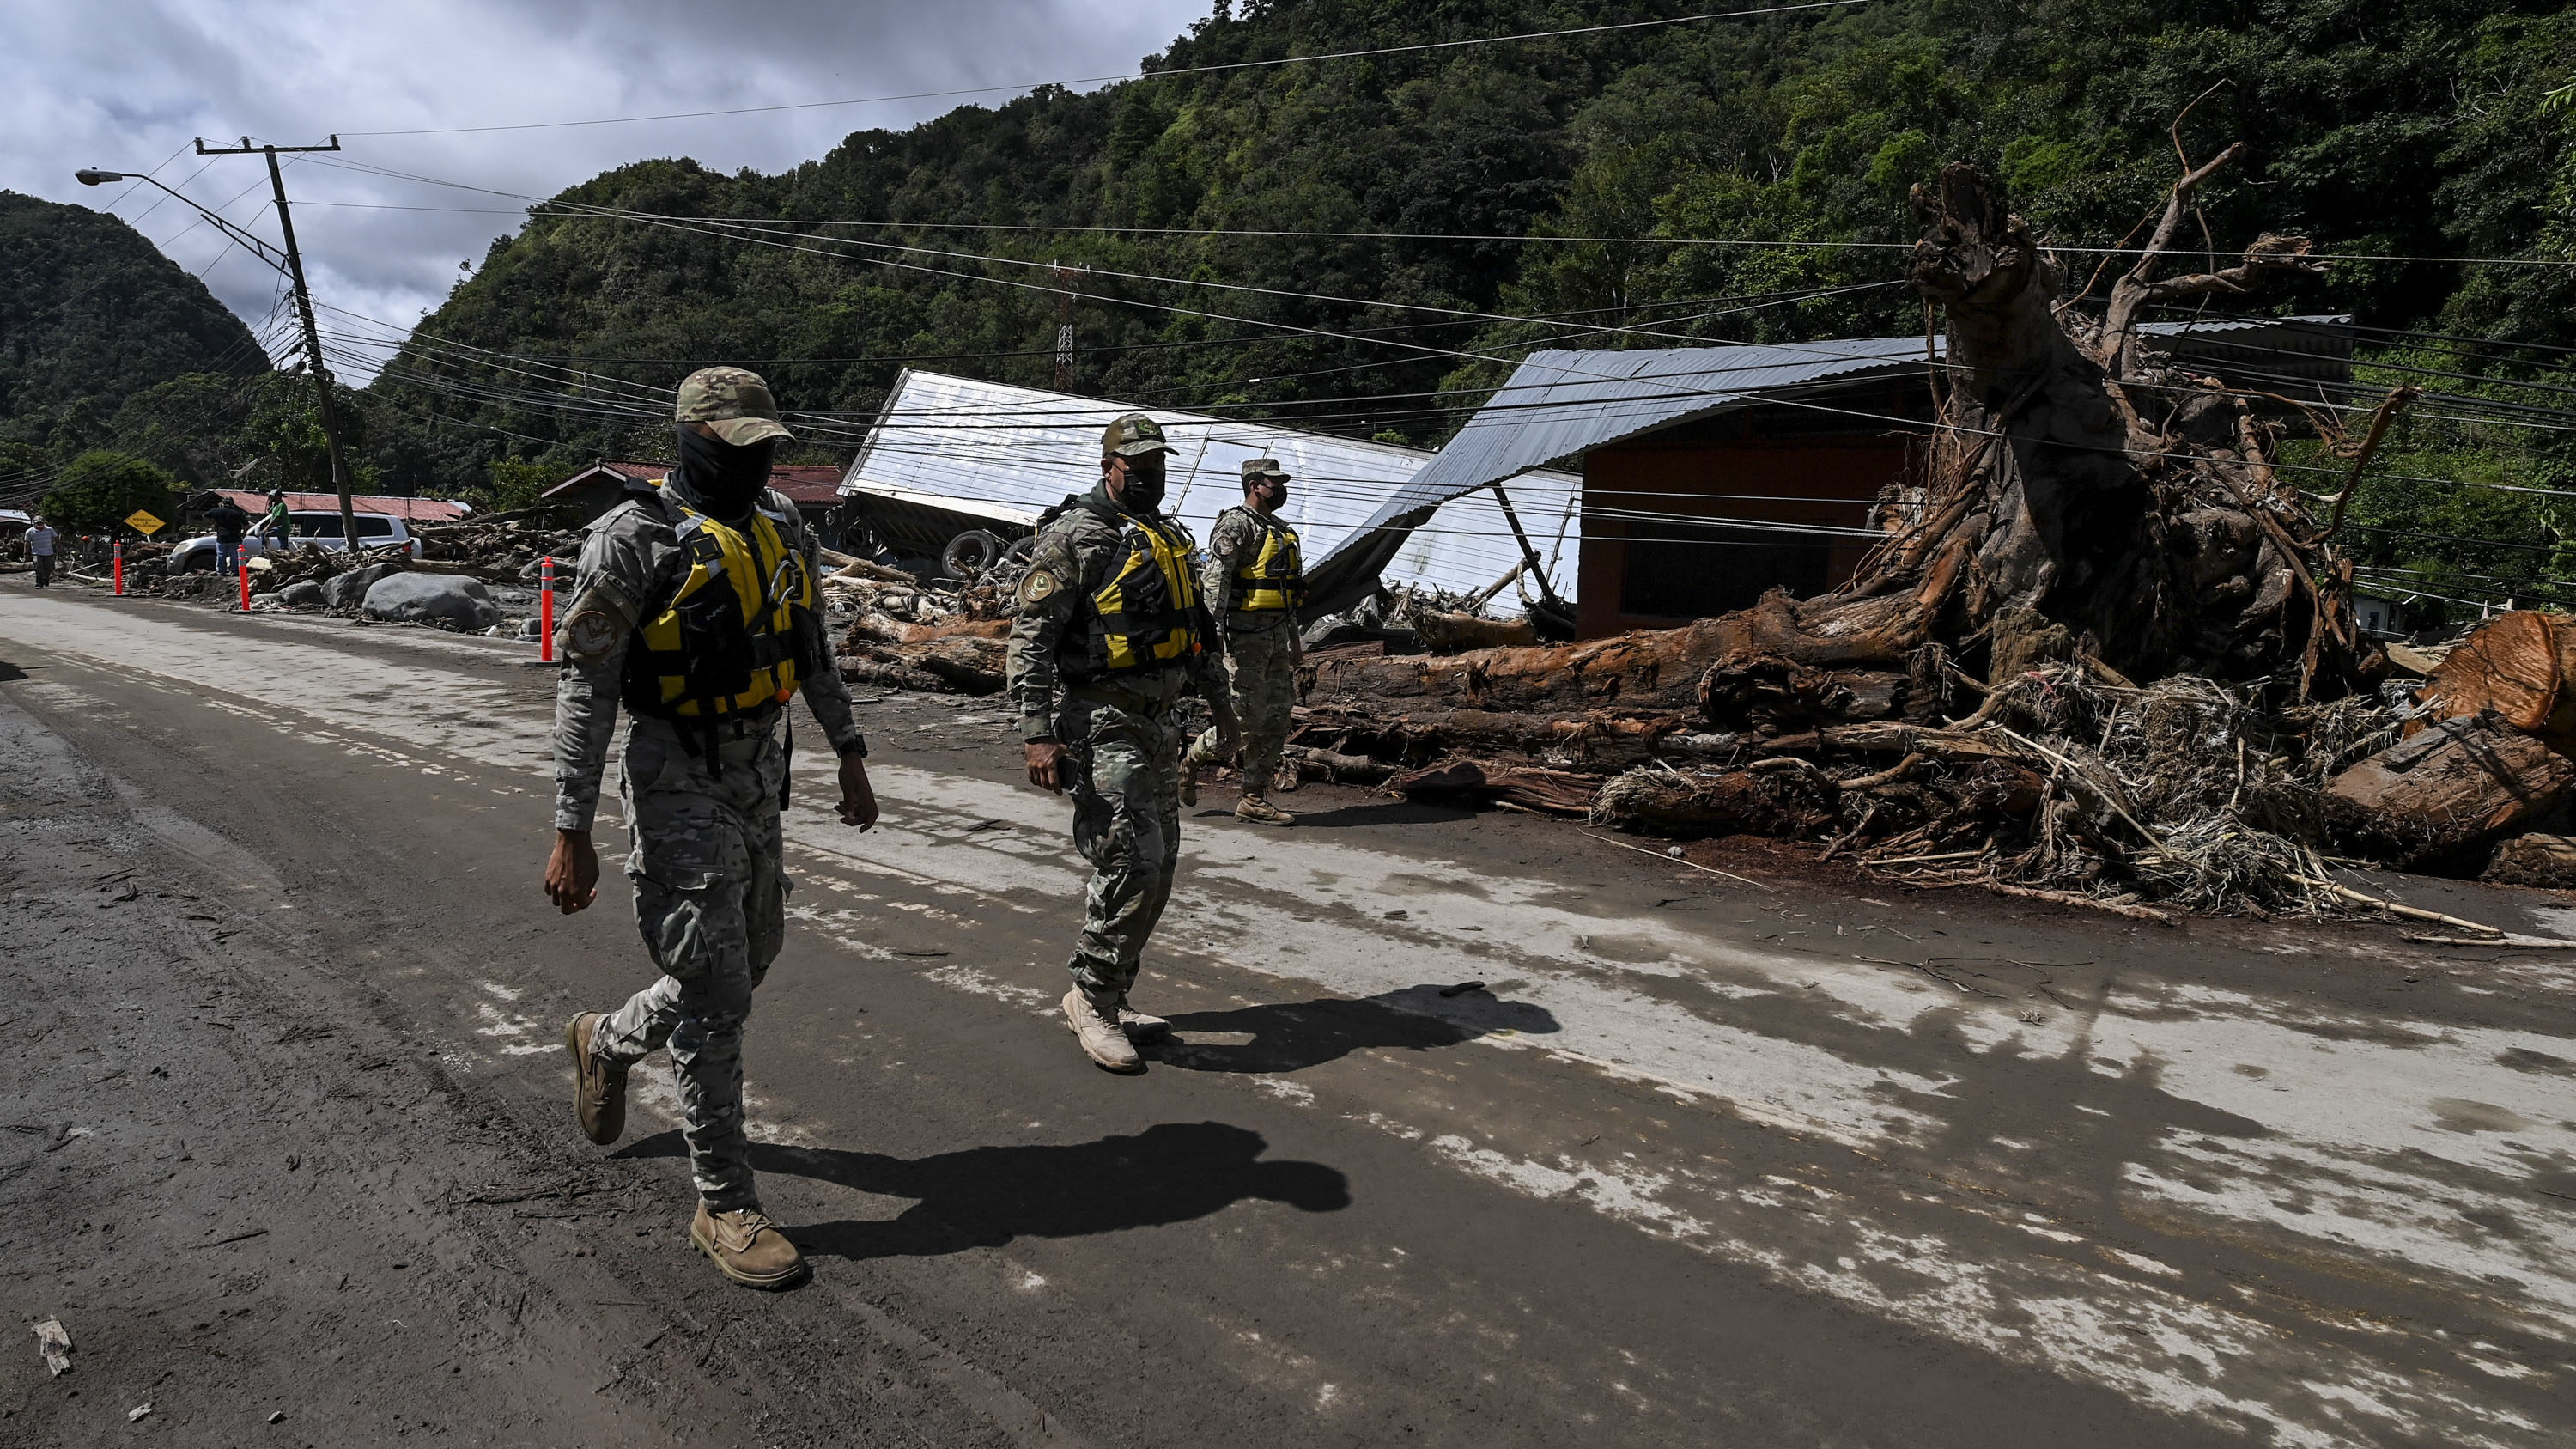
[3,576,2571,1447]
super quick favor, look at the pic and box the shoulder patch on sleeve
[1016,568,1060,609]
[562,608,625,663]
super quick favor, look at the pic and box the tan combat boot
[690,1203,809,1289]
[1063,988,1144,1073]
[1177,740,1206,806]
[1117,1000,1172,1043]
[563,1012,628,1147]
[1235,794,1296,826]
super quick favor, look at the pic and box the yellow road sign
[125,509,166,536]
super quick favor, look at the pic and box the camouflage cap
[1100,412,1176,458]
[1240,457,1291,482]
[675,366,793,446]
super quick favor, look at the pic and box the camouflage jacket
[1006,482,1229,743]
[1200,503,1301,636]
[550,479,864,831]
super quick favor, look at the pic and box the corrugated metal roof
[546,461,847,508]
[216,490,471,523]
[842,369,1581,601]
[1346,338,1934,539]
[1304,317,2352,607]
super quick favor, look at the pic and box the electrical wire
[339,1,1875,138]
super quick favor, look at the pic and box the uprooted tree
[1310,149,2379,750]
[1288,147,2455,914]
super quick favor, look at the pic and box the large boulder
[2327,713,2575,869]
[362,573,501,632]
[323,561,407,610]
[277,580,325,608]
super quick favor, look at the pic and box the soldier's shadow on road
[618,1121,1346,1263]
[1149,988,1559,1075]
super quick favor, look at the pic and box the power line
[338,1,1874,138]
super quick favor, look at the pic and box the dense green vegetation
[17,2,2576,618]
[37,449,184,533]
[0,191,267,446]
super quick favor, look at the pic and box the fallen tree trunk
[1388,760,1601,817]
[2410,610,2576,755]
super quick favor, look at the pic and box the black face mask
[1115,460,1167,514]
[673,424,777,521]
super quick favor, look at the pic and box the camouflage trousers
[1189,619,1298,794]
[592,715,787,1212]
[1060,691,1183,1002]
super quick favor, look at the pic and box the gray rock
[323,562,407,610]
[362,573,501,632]
[278,580,325,607]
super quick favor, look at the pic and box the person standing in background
[205,495,249,574]
[260,489,293,555]
[1182,458,1304,825]
[27,516,56,588]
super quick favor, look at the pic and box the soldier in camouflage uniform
[543,367,878,1289]
[1009,413,1240,1073]
[1182,458,1304,825]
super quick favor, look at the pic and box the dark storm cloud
[3,0,1209,375]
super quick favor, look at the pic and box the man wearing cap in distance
[544,366,878,1288]
[1008,413,1240,1073]
[1182,457,1305,824]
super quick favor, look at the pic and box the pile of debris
[829,554,1013,695]
[1276,148,2576,921]
[409,507,585,581]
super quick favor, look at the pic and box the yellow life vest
[1230,511,1303,612]
[621,494,813,723]
[1084,508,1203,675]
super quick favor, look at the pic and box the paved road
[3,577,2570,1447]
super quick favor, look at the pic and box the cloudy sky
[4,0,1211,378]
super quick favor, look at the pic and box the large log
[1388,760,1601,816]
[2411,610,2576,755]
[2482,833,2576,890]
[1589,766,1839,840]
[2326,714,2574,868]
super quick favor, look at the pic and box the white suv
[167,510,422,570]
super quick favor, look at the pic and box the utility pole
[195,136,359,551]
[1053,263,1081,393]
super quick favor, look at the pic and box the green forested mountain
[359,1,2576,612]
[0,191,269,448]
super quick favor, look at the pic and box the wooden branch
[2105,141,2247,376]
[1461,558,1528,613]
[2133,234,2324,304]
[1984,883,2175,924]
[2291,875,2503,934]
[1839,752,1926,791]
[2320,385,2424,541]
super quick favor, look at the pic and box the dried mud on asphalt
[3,576,2575,1448]
[0,682,1032,1446]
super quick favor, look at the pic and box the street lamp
[79,150,359,548]
[76,167,291,272]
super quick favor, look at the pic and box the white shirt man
[26,521,56,588]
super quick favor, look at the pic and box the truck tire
[940,529,1008,581]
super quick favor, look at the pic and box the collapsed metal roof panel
[841,368,1580,600]
[1304,317,2353,609]
[1348,338,1935,539]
